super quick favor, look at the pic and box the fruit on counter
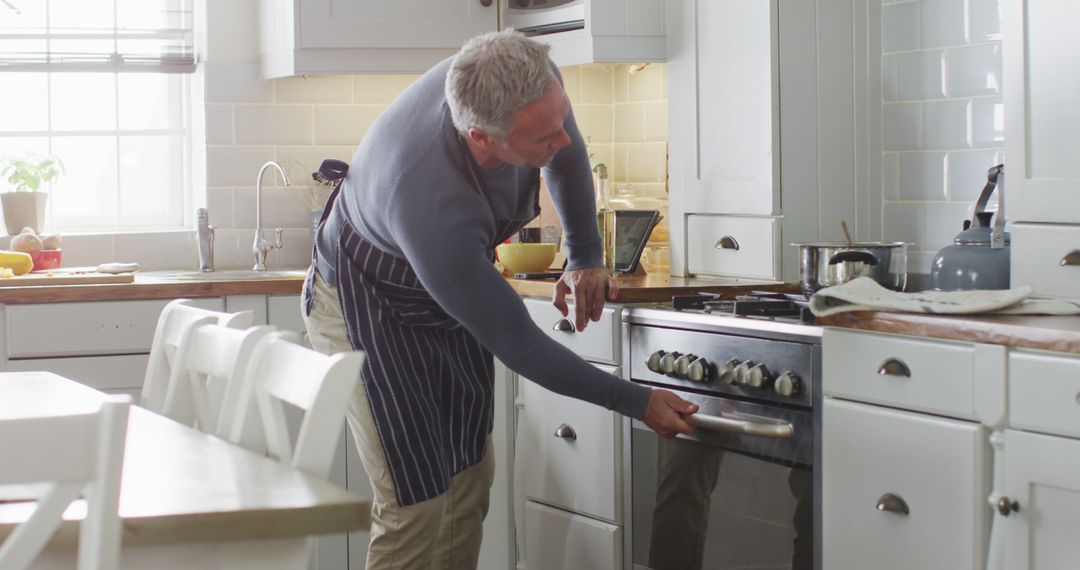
[0,250,34,275]
[42,233,61,250]
[10,227,43,252]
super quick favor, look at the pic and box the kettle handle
[972,164,1004,228]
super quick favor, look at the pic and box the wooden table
[0,372,370,569]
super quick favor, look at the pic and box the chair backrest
[141,299,254,413]
[160,323,276,433]
[242,332,364,480]
[0,395,131,570]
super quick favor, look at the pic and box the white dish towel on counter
[809,277,1080,317]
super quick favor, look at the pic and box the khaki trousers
[303,273,495,570]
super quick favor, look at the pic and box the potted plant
[0,154,64,235]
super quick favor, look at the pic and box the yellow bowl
[496,243,557,274]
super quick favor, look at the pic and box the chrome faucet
[253,161,289,271]
[196,207,215,272]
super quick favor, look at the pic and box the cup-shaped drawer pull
[1061,250,1080,267]
[714,235,740,251]
[877,357,911,378]
[876,492,910,515]
[552,318,574,333]
[553,423,577,440]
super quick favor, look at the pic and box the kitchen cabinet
[667,0,861,281]
[258,0,498,77]
[518,0,666,67]
[525,501,621,570]
[1004,1,1080,295]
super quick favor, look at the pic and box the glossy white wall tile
[883,103,921,150]
[948,44,1001,96]
[313,105,386,145]
[204,105,233,145]
[969,0,1003,42]
[920,0,966,48]
[883,203,922,249]
[580,66,614,104]
[883,153,900,200]
[234,105,313,145]
[896,50,947,100]
[204,62,273,103]
[970,97,1004,147]
[882,1,918,52]
[574,105,614,143]
[275,76,353,104]
[946,150,1002,202]
[922,99,969,150]
[899,151,947,200]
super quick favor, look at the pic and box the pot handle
[828,250,880,266]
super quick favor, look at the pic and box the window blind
[0,0,194,73]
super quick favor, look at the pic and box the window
[0,0,194,231]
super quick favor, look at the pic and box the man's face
[493,77,572,168]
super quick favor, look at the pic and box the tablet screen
[614,210,659,273]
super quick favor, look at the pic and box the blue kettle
[931,164,1010,291]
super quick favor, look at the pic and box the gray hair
[445,29,554,140]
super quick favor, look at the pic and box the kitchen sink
[150,269,308,282]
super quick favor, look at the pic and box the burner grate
[671,290,815,323]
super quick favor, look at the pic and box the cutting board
[0,267,135,287]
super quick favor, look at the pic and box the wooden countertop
[0,371,369,548]
[505,272,798,303]
[0,268,796,305]
[818,311,1080,355]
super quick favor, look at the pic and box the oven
[622,298,822,570]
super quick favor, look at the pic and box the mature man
[302,29,697,569]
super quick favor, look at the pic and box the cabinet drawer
[687,215,779,280]
[1009,350,1080,438]
[823,399,989,570]
[4,298,223,358]
[1011,223,1080,297]
[4,355,149,391]
[525,501,620,570]
[523,297,619,365]
[523,363,621,522]
[823,329,976,420]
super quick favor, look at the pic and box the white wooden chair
[242,331,365,480]
[0,395,131,570]
[140,299,253,414]
[160,323,276,436]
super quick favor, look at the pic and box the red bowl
[29,249,62,271]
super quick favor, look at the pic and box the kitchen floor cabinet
[1004,1,1080,295]
[666,0,861,281]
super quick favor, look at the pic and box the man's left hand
[552,267,619,332]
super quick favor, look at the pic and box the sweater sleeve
[385,184,651,420]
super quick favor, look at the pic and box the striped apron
[304,159,540,507]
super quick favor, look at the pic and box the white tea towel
[809,277,1080,317]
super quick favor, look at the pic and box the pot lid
[954,225,1011,245]
[790,241,909,248]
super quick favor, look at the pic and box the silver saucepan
[792,242,909,298]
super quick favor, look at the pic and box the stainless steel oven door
[628,391,813,570]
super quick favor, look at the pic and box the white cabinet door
[1002,429,1080,570]
[823,398,990,570]
[1004,1,1080,223]
[525,501,621,570]
[298,0,496,50]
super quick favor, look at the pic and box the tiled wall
[879,0,1004,272]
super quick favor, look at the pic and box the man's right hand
[643,389,698,438]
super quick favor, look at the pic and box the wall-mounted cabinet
[513,0,667,67]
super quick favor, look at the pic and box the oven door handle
[687,412,794,439]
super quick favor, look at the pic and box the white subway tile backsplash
[922,99,970,149]
[574,105,614,144]
[969,0,1003,42]
[275,146,356,180]
[883,103,921,150]
[559,66,582,101]
[204,62,273,103]
[114,231,197,270]
[313,105,385,145]
[946,149,1002,202]
[896,50,947,100]
[882,2,918,53]
[970,97,1004,147]
[589,143,614,173]
[268,229,315,269]
[235,187,313,229]
[612,144,628,182]
[884,152,900,200]
[882,54,899,101]
[205,105,233,145]
[580,66,614,104]
[884,202,922,249]
[920,0,966,48]
[60,234,116,268]
[613,64,629,103]
[205,0,259,64]
[275,76,353,104]
[948,44,1001,96]
[206,187,236,228]
[645,101,668,142]
[626,143,665,183]
[899,151,947,200]
[208,230,249,269]
[206,146,277,188]
[352,76,418,104]
[234,105,313,145]
[922,202,970,251]
[614,103,647,142]
[628,63,664,101]
[909,251,936,274]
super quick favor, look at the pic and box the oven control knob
[674,354,696,377]
[775,371,802,397]
[687,357,711,382]
[733,361,755,386]
[746,363,772,389]
[646,350,666,373]
[717,358,740,384]
[659,352,681,375]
